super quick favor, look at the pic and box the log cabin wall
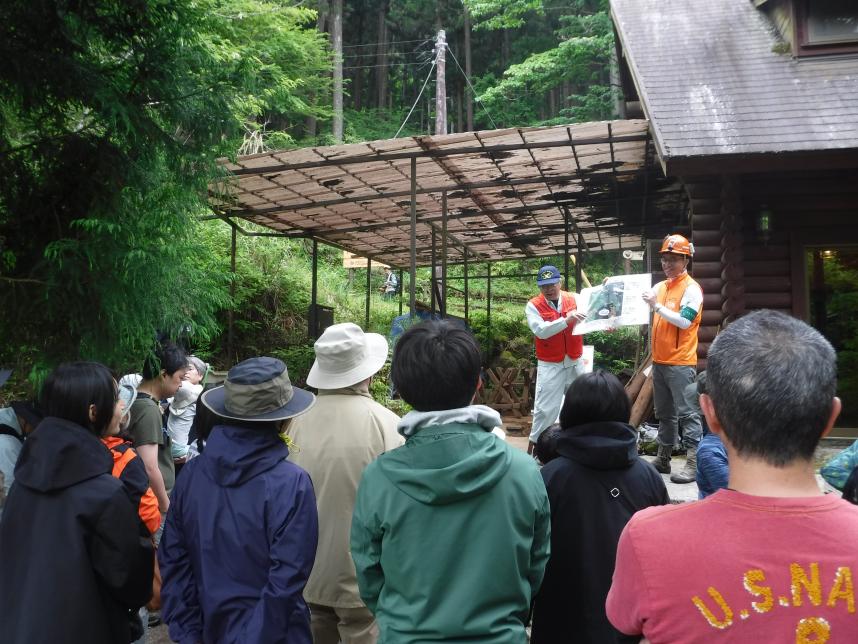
[740,168,858,321]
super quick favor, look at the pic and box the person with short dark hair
[0,362,153,643]
[159,357,318,644]
[128,342,187,519]
[531,371,668,644]
[534,423,562,465]
[351,320,551,642]
[607,310,858,642]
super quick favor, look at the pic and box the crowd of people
[1,249,857,642]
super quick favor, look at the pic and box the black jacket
[0,417,153,644]
[531,421,669,644]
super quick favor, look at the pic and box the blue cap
[536,265,561,286]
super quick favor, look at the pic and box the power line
[341,38,430,50]
[446,44,499,130]
[394,60,436,138]
[343,60,432,71]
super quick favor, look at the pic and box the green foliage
[464,0,544,30]
[0,0,253,375]
[478,34,614,127]
[207,0,331,129]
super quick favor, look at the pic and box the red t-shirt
[606,489,858,643]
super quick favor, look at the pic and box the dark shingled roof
[611,0,858,174]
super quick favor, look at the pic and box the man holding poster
[525,265,587,453]
[643,234,703,483]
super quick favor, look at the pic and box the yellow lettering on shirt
[692,587,734,629]
[743,569,774,614]
[795,617,830,643]
[826,566,855,613]
[791,563,822,607]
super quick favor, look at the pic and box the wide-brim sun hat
[118,383,137,421]
[306,322,388,390]
[201,356,315,422]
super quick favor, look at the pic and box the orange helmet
[660,234,694,257]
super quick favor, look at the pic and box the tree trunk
[375,2,388,109]
[464,7,473,131]
[332,0,343,143]
[305,1,330,139]
[456,81,463,133]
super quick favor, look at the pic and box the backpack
[0,424,23,443]
[841,466,858,505]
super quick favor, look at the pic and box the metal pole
[441,191,448,317]
[486,261,492,356]
[398,269,403,316]
[365,257,372,330]
[310,238,318,338]
[464,251,469,323]
[430,229,437,313]
[228,224,237,361]
[563,207,570,286]
[576,232,584,293]
[409,156,417,319]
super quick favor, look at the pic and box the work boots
[670,447,697,484]
[651,443,672,475]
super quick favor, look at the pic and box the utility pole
[332,0,343,143]
[435,29,447,136]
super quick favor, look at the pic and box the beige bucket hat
[306,323,389,389]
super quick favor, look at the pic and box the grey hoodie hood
[378,405,511,506]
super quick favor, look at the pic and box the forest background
[0,0,648,405]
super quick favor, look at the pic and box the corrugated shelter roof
[612,0,858,174]
[210,120,687,268]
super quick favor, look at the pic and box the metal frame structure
[209,120,688,346]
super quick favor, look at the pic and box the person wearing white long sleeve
[525,265,587,454]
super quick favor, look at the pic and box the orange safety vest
[530,291,584,362]
[652,272,702,366]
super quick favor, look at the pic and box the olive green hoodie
[351,405,551,643]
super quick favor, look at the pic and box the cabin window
[806,246,858,432]
[795,0,858,56]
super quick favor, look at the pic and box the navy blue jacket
[159,424,318,644]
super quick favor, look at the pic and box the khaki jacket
[285,386,403,607]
